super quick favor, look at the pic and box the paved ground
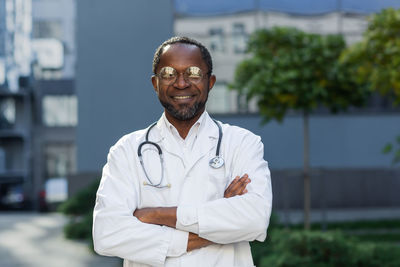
[0,212,121,267]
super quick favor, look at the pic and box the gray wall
[77,0,173,172]
[272,168,400,209]
[214,113,400,169]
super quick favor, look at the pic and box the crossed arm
[133,174,251,252]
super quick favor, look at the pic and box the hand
[224,174,251,198]
[133,207,157,224]
[187,232,214,252]
[133,207,177,228]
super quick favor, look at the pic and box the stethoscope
[137,119,224,188]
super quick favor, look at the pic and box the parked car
[39,177,68,212]
[0,183,28,210]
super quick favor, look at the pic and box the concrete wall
[272,168,400,210]
[76,0,173,172]
[214,113,400,169]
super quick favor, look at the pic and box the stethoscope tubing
[138,119,223,188]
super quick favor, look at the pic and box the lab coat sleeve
[93,139,188,266]
[176,132,272,244]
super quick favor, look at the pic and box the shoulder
[219,121,262,144]
[108,128,147,156]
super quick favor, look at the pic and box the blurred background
[0,0,400,266]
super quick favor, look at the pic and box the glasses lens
[185,67,203,84]
[158,66,204,85]
[159,67,177,84]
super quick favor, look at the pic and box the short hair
[152,36,213,76]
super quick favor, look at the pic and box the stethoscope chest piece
[209,156,224,169]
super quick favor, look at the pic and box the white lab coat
[93,112,272,267]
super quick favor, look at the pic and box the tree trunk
[303,112,311,230]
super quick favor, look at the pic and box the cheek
[157,87,167,97]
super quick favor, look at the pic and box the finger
[228,176,240,186]
[237,177,251,192]
[230,176,247,192]
[225,176,240,191]
[237,176,250,188]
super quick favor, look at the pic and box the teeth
[174,96,191,99]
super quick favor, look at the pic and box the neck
[165,110,204,139]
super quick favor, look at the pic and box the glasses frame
[156,66,210,86]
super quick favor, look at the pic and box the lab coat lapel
[183,114,219,176]
[152,117,183,160]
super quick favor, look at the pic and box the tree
[231,27,368,229]
[340,8,400,165]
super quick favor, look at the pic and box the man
[93,36,272,267]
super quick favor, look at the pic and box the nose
[174,73,190,89]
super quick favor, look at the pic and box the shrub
[252,229,400,267]
[58,179,100,216]
[58,179,100,243]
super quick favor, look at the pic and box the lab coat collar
[148,111,220,171]
[151,111,219,143]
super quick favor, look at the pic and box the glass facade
[42,95,77,127]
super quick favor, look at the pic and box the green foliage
[63,213,93,240]
[251,230,400,267]
[58,179,100,243]
[231,27,368,123]
[341,8,400,104]
[342,8,400,165]
[382,135,400,165]
[58,179,100,216]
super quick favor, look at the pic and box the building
[0,0,77,209]
[0,0,34,208]
[175,9,369,114]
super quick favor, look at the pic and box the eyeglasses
[156,66,206,85]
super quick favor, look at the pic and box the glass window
[0,58,5,85]
[44,143,76,178]
[33,20,63,40]
[232,23,247,54]
[0,98,16,129]
[42,95,77,127]
[209,28,225,52]
[207,83,238,114]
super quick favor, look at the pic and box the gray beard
[159,99,207,121]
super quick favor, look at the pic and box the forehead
[158,43,207,71]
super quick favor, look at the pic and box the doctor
[93,36,272,267]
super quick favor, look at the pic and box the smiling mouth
[173,96,193,100]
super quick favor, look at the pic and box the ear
[208,74,216,92]
[151,75,158,93]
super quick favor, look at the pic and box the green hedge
[251,229,400,267]
[58,179,100,243]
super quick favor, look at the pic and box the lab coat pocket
[139,183,171,207]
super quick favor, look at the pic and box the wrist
[157,207,177,228]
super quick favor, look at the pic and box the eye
[160,67,177,80]
[186,66,202,79]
